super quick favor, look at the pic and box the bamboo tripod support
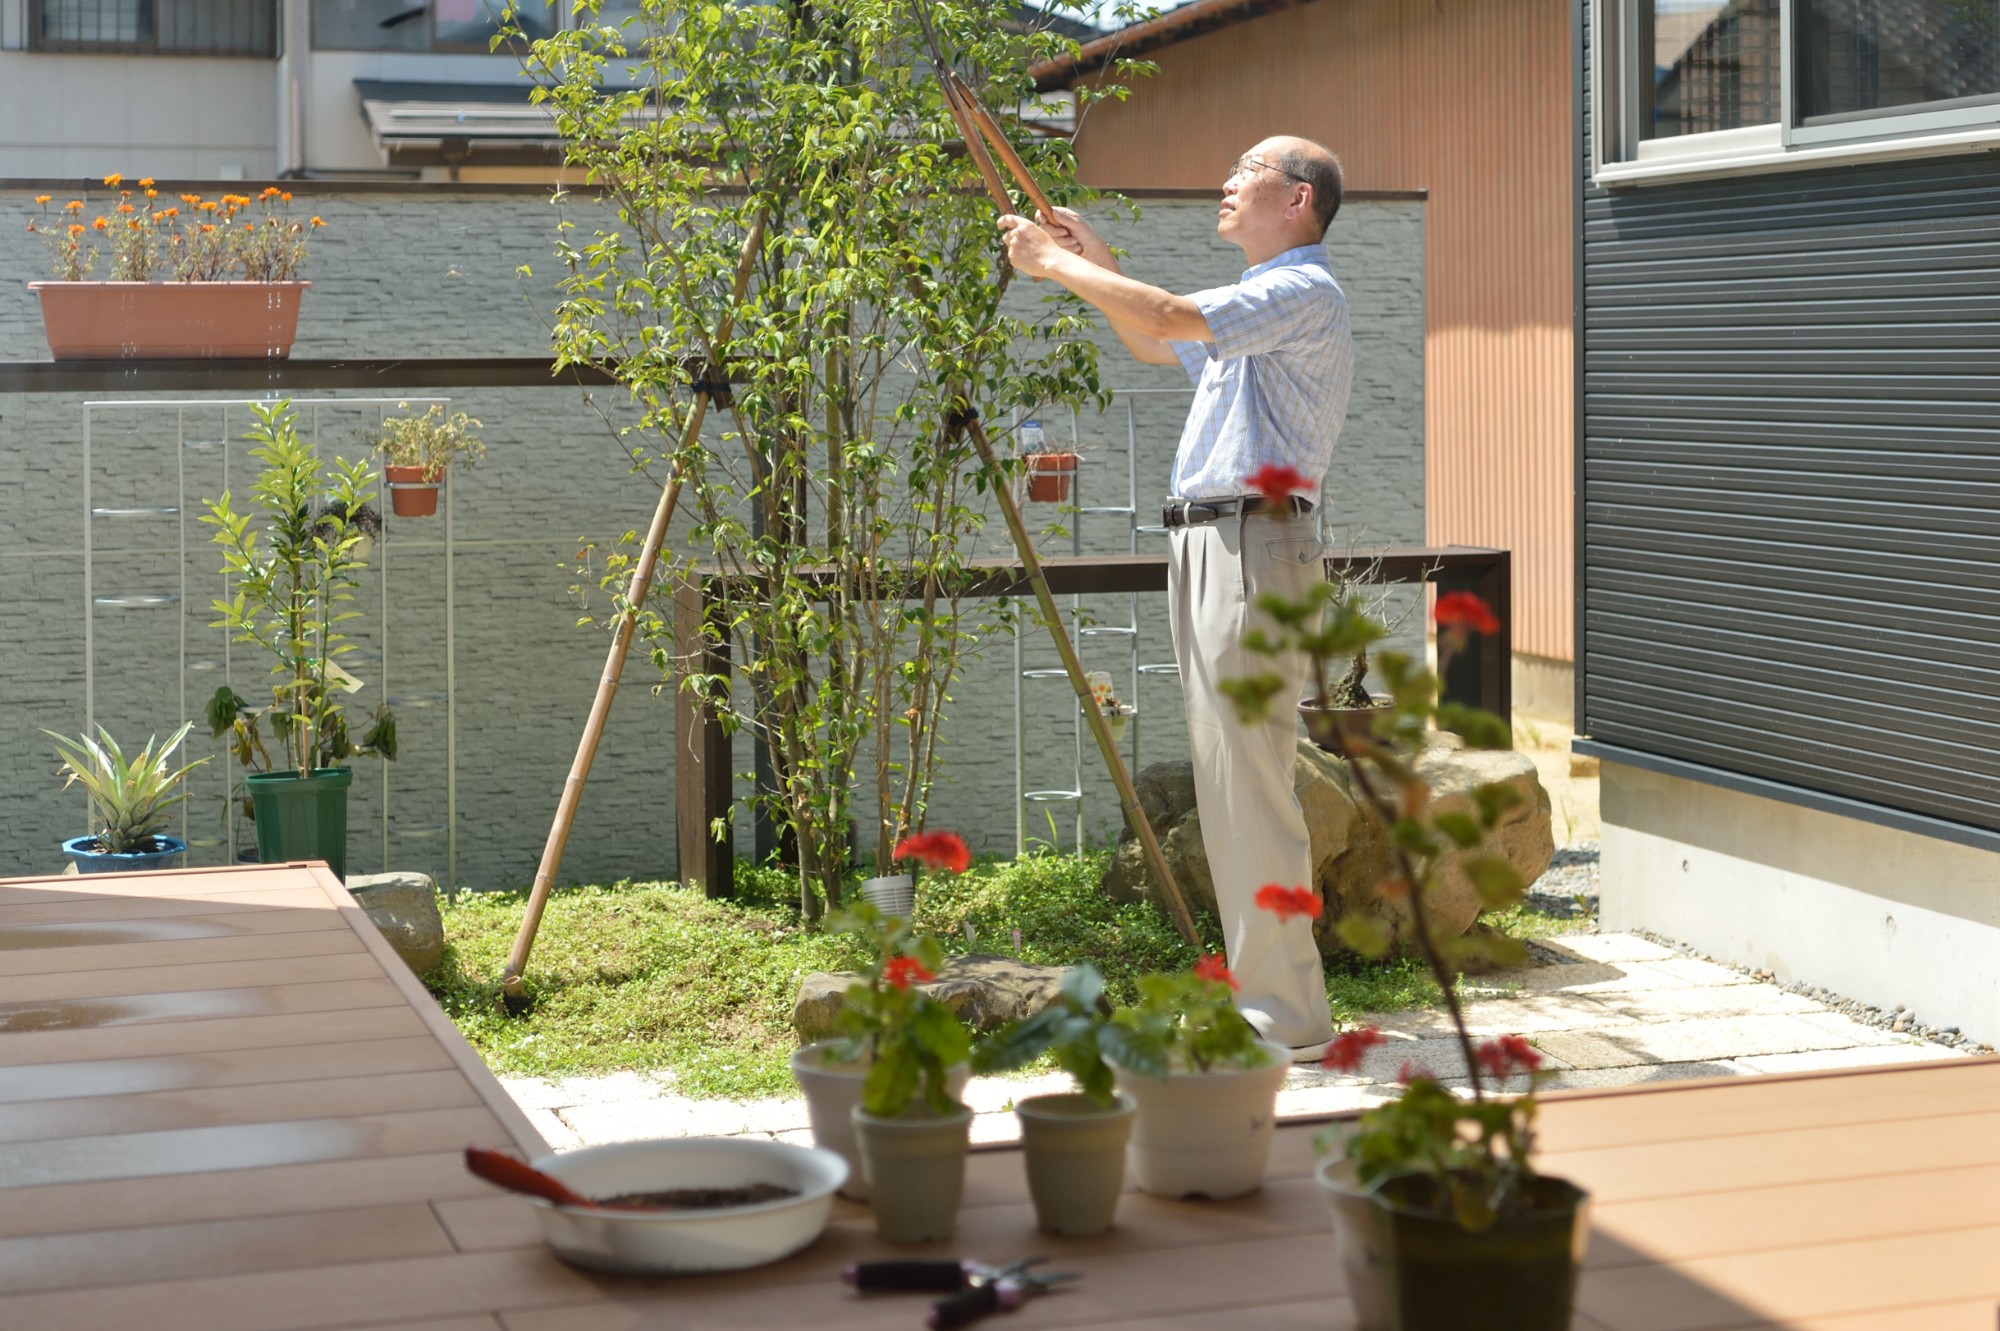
[501,211,768,1008]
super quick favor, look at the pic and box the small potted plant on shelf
[1085,671,1135,739]
[201,400,395,881]
[1226,465,1587,1330]
[1097,947,1290,1201]
[45,722,209,874]
[824,895,975,1243]
[972,962,1137,1236]
[372,402,485,518]
[791,831,973,1205]
[24,180,321,360]
[1017,418,1080,504]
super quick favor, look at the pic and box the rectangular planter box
[28,280,309,359]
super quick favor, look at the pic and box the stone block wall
[0,185,1423,889]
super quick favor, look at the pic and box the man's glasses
[1225,155,1309,189]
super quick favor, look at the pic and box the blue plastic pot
[61,834,188,874]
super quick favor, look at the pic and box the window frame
[308,0,566,53]
[1592,0,2000,185]
[27,0,279,56]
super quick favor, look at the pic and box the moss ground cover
[430,852,1577,1099]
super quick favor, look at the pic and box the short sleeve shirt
[1165,244,1355,502]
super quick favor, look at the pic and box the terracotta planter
[1025,452,1079,503]
[29,280,308,360]
[1300,694,1392,752]
[384,464,443,518]
[1110,1039,1291,1200]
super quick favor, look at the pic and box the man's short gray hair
[1273,142,1343,237]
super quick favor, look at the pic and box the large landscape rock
[346,871,446,976]
[1100,737,1553,957]
[793,953,1069,1042]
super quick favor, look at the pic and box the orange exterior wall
[1067,0,1575,661]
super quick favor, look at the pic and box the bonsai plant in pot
[1227,462,1585,1330]
[372,402,485,518]
[793,832,973,1204]
[822,896,975,1243]
[45,722,209,874]
[1098,951,1289,1201]
[202,400,394,881]
[973,962,1137,1237]
[24,180,320,359]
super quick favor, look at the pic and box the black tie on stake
[917,11,1201,948]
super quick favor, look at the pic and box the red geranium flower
[882,955,936,990]
[1396,1059,1434,1086]
[1474,1034,1543,1080]
[892,830,971,874]
[1433,591,1500,636]
[1321,1025,1387,1074]
[1193,953,1239,991]
[1254,883,1323,923]
[1244,463,1312,502]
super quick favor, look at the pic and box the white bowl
[527,1137,848,1274]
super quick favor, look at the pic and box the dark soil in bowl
[601,1183,799,1210]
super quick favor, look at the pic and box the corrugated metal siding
[1068,0,1577,661]
[1579,150,2000,829]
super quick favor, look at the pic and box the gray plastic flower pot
[1015,1092,1136,1237]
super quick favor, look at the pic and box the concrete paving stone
[969,1112,1025,1147]
[1533,1014,1866,1071]
[558,1096,809,1144]
[960,1072,1071,1114]
[1788,1010,1913,1046]
[1604,985,1829,1024]
[1543,934,1679,965]
[1275,1082,1400,1120]
[499,1077,573,1112]
[522,1105,583,1152]
[1536,1061,1753,1091]
[1729,1042,1968,1075]
[1500,957,1742,995]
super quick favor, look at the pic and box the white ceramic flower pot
[789,1041,968,1202]
[1111,1039,1290,1200]
[858,873,915,919]
[1015,1092,1137,1236]
[851,1102,974,1243]
[1317,1154,1393,1331]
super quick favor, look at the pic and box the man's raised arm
[1001,211,1208,367]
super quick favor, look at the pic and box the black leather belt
[1161,495,1314,529]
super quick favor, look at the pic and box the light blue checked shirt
[1167,244,1355,502]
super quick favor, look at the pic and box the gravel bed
[1523,842,1600,920]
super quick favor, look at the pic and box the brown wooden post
[1435,549,1512,728]
[673,575,735,898]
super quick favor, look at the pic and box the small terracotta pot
[1025,452,1079,503]
[384,464,443,517]
[30,280,308,359]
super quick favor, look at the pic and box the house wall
[0,185,1425,890]
[1062,0,1576,670]
[1578,0,2000,1025]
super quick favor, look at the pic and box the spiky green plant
[45,723,209,854]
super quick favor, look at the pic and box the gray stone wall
[0,186,1423,888]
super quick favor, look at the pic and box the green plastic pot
[1368,1173,1591,1331]
[246,767,354,880]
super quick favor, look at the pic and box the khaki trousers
[1167,511,1335,1048]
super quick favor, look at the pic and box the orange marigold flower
[144,187,157,198]
[91,217,108,231]
[1193,953,1238,991]
[116,202,135,214]
[181,193,200,205]
[280,191,293,202]
[881,956,935,991]
[102,173,122,187]
[309,216,325,228]
[198,200,217,212]
[1254,884,1322,923]
[891,830,971,875]
[1433,591,1500,636]
[138,177,154,187]
[260,185,280,199]
[67,223,84,236]
[199,223,216,233]
[65,199,83,212]
[158,207,178,218]
[33,194,51,204]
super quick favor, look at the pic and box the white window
[31,0,277,54]
[1594,0,2000,183]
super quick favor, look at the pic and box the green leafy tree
[524,0,1130,917]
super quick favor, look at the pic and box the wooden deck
[2,862,1997,1329]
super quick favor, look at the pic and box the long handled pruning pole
[913,3,1202,948]
[500,210,768,1011]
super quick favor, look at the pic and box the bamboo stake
[501,210,769,1010]
[962,416,1202,949]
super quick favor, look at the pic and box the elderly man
[1000,136,1354,1061]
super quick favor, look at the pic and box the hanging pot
[1300,694,1393,753]
[1367,1172,1592,1331]
[858,873,915,919]
[245,767,354,881]
[60,834,188,875]
[851,1102,974,1243]
[1110,1039,1290,1199]
[384,464,443,518]
[29,280,308,359]
[789,1042,968,1202]
[1025,452,1079,503]
[1014,1092,1136,1237]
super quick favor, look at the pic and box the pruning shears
[908,0,1055,222]
[841,1257,1081,1328]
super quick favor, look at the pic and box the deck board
[0,863,1996,1329]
